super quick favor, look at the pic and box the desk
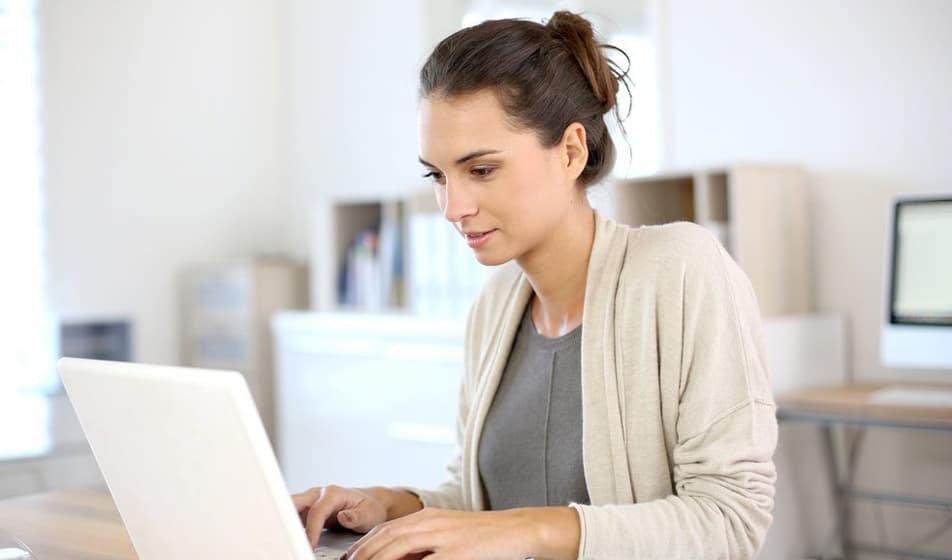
[777,384,952,560]
[0,489,135,560]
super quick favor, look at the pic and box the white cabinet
[272,312,464,493]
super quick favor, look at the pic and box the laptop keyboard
[313,546,347,559]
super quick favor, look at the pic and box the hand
[342,506,581,560]
[292,485,389,549]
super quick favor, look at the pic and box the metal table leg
[822,423,852,560]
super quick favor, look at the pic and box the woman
[293,11,777,559]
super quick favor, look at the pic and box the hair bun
[546,11,619,113]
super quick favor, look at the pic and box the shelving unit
[320,189,494,318]
[332,199,408,310]
[613,163,811,317]
[180,258,308,445]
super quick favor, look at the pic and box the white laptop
[58,358,359,559]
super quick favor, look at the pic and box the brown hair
[419,11,631,186]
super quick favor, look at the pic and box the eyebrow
[418,149,503,169]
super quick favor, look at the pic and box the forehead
[417,90,529,162]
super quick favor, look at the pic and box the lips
[463,228,496,249]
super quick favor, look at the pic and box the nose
[440,181,478,224]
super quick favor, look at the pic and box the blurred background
[1,0,950,558]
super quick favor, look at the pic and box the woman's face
[417,89,584,267]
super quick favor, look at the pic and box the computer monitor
[880,195,952,369]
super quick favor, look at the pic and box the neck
[516,196,595,338]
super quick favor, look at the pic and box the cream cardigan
[409,214,778,559]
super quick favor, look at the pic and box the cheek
[509,154,566,212]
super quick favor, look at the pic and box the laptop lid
[58,358,340,559]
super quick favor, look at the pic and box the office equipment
[60,319,131,362]
[58,358,355,559]
[880,195,952,369]
[777,384,952,560]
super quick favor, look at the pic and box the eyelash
[472,166,495,178]
[421,167,496,184]
[422,170,444,183]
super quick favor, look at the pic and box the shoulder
[593,212,722,263]
[610,220,730,283]
[608,220,760,317]
[628,220,723,262]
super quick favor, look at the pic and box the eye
[422,170,445,185]
[471,166,496,179]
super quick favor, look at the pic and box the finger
[345,519,431,560]
[344,508,424,557]
[291,487,322,512]
[336,505,377,533]
[352,531,433,560]
[305,488,351,548]
[416,553,448,560]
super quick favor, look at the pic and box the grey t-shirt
[478,303,590,510]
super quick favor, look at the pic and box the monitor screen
[889,198,952,326]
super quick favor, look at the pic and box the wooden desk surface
[0,489,135,560]
[776,383,952,428]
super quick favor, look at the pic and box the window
[0,0,58,396]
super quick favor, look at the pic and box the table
[0,489,135,560]
[777,383,952,560]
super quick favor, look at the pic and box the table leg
[822,423,853,560]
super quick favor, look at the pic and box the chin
[472,249,513,267]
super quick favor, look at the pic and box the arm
[571,401,777,559]
[569,229,778,559]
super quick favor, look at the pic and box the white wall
[285,0,428,307]
[662,0,952,384]
[39,0,291,365]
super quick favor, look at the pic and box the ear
[559,122,588,183]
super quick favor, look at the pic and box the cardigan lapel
[580,213,636,505]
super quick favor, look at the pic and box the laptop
[58,357,359,559]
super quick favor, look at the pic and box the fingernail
[341,511,354,523]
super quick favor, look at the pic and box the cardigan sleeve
[571,227,778,559]
[570,402,777,559]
